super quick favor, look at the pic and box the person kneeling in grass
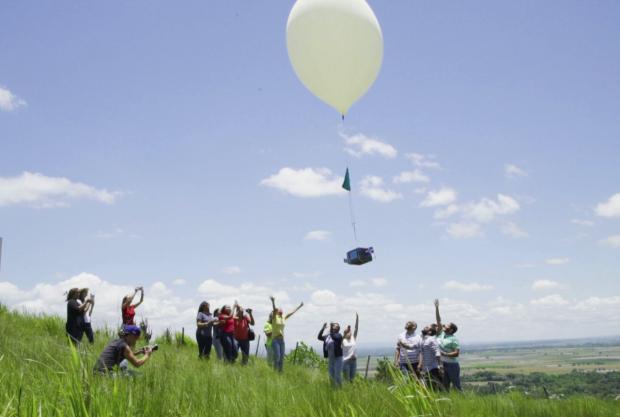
[434,299,462,392]
[318,322,344,388]
[94,325,154,375]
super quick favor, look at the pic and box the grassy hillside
[1,305,619,417]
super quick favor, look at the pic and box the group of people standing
[66,284,461,390]
[396,299,461,391]
[196,301,255,364]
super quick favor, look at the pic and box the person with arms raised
[121,286,144,326]
[435,299,462,391]
[342,313,359,382]
[234,304,255,365]
[269,295,303,372]
[318,322,344,387]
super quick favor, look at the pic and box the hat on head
[122,324,141,336]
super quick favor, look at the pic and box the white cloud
[571,219,595,227]
[0,172,120,208]
[420,187,457,207]
[292,272,321,279]
[414,187,427,195]
[393,170,429,184]
[0,85,26,111]
[446,222,482,239]
[600,235,620,248]
[349,280,366,287]
[595,193,620,218]
[434,204,460,220]
[405,153,441,170]
[0,273,192,333]
[360,176,403,203]
[311,289,337,305]
[172,278,186,286]
[260,167,345,198]
[304,230,331,241]
[532,280,562,291]
[573,296,620,312]
[340,132,397,159]
[371,278,388,288]
[530,294,569,306]
[442,280,493,292]
[222,266,242,275]
[501,222,529,239]
[197,279,288,311]
[461,194,520,223]
[545,258,569,265]
[505,164,528,179]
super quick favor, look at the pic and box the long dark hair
[79,288,89,302]
[198,301,210,314]
[66,288,80,301]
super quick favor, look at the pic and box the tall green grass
[1,306,619,417]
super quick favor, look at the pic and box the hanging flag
[342,168,351,191]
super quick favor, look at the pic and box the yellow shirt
[272,315,286,338]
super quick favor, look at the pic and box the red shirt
[219,314,235,334]
[122,305,135,325]
[234,315,250,341]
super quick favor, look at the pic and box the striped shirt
[421,336,441,372]
[398,331,422,365]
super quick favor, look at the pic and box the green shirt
[272,315,285,338]
[263,322,273,347]
[437,331,460,363]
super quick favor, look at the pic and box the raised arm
[133,287,144,308]
[248,310,255,326]
[270,296,277,318]
[89,295,95,315]
[434,299,442,331]
[317,322,327,341]
[285,301,304,320]
[353,312,359,339]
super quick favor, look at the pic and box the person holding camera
[78,288,95,344]
[65,287,92,345]
[121,286,144,326]
[196,301,217,359]
[234,304,255,365]
[94,324,156,375]
[318,322,344,388]
[218,305,237,363]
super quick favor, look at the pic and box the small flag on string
[342,168,351,191]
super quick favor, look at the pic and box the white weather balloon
[286,0,383,116]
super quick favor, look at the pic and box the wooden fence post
[181,327,185,345]
[255,335,261,356]
[292,341,299,365]
[364,355,371,379]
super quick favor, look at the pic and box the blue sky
[1,0,619,347]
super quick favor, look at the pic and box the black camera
[245,308,252,313]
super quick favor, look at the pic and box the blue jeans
[237,339,250,365]
[328,355,343,387]
[443,362,462,391]
[220,332,237,363]
[265,343,274,366]
[213,337,223,360]
[400,362,420,379]
[342,357,357,381]
[272,337,285,372]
